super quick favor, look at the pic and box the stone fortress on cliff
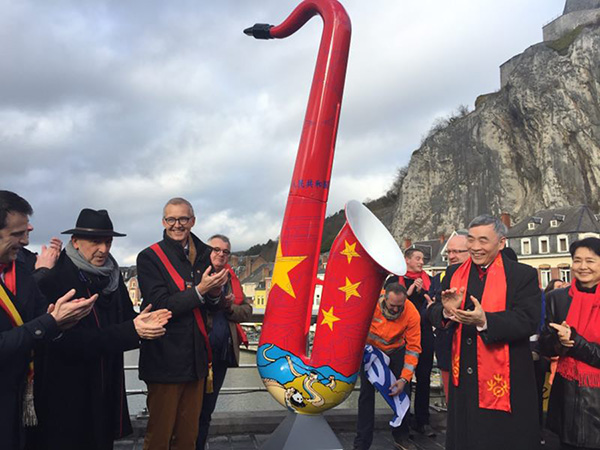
[500,0,600,87]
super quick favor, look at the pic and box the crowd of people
[359,215,599,450]
[1,189,599,450]
[0,191,250,450]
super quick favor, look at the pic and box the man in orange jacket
[354,282,422,450]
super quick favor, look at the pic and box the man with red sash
[0,191,96,450]
[428,215,541,450]
[386,247,435,436]
[196,234,252,450]
[137,197,229,450]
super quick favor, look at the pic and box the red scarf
[450,253,512,412]
[0,261,16,296]
[225,264,249,347]
[557,283,600,388]
[0,262,19,325]
[399,270,431,292]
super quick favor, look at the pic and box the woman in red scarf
[540,237,600,450]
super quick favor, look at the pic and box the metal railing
[123,343,446,405]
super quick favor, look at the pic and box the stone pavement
[114,408,561,449]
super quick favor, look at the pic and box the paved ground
[114,408,561,449]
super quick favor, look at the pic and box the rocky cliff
[391,24,600,242]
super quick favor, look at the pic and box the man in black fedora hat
[33,208,173,450]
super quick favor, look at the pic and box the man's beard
[380,298,402,320]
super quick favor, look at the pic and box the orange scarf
[557,283,600,388]
[450,253,511,412]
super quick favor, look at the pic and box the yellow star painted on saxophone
[320,306,340,331]
[340,240,360,264]
[271,242,307,298]
[338,277,361,302]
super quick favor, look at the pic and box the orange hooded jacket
[366,299,422,382]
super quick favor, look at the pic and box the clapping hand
[48,289,97,329]
[36,237,63,270]
[196,266,228,297]
[549,321,574,347]
[134,304,172,340]
[424,293,433,308]
[441,287,464,317]
[223,292,235,310]
[407,278,423,295]
[453,296,487,328]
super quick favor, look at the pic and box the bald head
[446,234,469,265]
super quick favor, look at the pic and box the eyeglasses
[164,216,192,226]
[212,247,231,256]
[447,249,469,255]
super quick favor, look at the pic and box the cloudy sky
[2,0,564,264]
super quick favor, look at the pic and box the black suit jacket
[427,254,542,450]
[137,232,218,383]
[0,253,59,450]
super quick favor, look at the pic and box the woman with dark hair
[540,237,600,450]
[545,278,568,294]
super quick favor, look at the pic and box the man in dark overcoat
[137,197,228,450]
[0,191,96,450]
[427,214,541,450]
[34,208,171,450]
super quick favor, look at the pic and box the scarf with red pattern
[557,282,600,388]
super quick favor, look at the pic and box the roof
[240,262,274,285]
[120,266,137,282]
[506,205,600,238]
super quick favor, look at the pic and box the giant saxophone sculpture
[245,0,406,415]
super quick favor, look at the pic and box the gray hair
[468,214,507,238]
[455,229,468,237]
[208,234,231,247]
[163,197,195,217]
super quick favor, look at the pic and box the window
[557,235,569,253]
[538,236,550,253]
[560,268,571,283]
[550,220,558,228]
[528,223,536,230]
[540,269,552,288]
[539,237,549,254]
[521,238,531,255]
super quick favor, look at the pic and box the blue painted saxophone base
[257,343,358,414]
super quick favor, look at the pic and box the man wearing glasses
[196,234,252,450]
[137,198,229,450]
[427,231,470,401]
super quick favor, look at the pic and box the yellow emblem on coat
[487,373,509,398]
[340,240,360,264]
[452,354,460,379]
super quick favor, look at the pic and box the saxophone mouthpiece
[243,23,273,39]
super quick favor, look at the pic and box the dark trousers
[354,348,411,450]
[196,359,229,450]
[414,324,434,426]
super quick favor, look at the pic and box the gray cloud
[1,0,564,263]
